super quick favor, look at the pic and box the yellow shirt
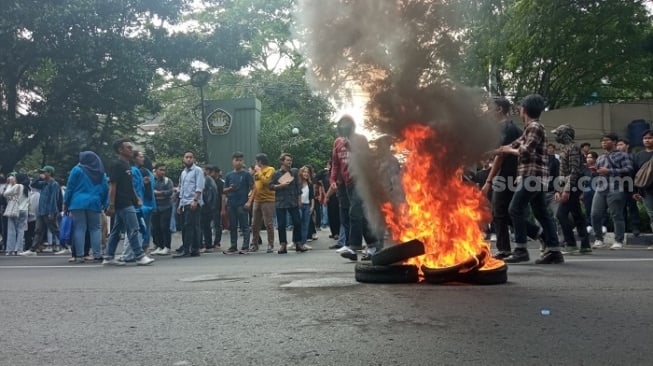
[254,166,276,202]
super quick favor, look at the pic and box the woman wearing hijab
[3,174,31,255]
[62,151,109,263]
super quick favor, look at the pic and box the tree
[0,0,251,174]
[456,0,653,108]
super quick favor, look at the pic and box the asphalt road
[1,230,652,366]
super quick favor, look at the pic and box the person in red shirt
[330,116,379,261]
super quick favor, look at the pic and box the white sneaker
[586,226,593,234]
[136,255,155,266]
[158,247,170,255]
[41,247,53,253]
[592,240,604,249]
[55,248,71,255]
[647,245,653,250]
[303,244,313,250]
[150,248,161,255]
[610,242,623,250]
[102,258,126,266]
[19,250,37,256]
[335,246,350,254]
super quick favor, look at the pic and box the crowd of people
[475,94,653,265]
[0,116,385,265]
[2,98,652,267]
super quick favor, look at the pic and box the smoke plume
[295,0,499,231]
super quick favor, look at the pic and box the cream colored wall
[539,102,653,151]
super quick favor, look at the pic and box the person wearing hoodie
[551,125,592,255]
[62,151,109,262]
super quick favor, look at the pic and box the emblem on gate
[206,109,232,135]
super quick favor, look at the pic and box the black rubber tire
[421,252,487,284]
[458,264,508,285]
[354,263,419,284]
[371,239,425,266]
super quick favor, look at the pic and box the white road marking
[0,265,103,269]
[563,258,653,262]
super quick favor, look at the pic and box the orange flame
[382,124,503,271]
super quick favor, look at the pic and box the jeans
[105,206,144,260]
[556,190,589,248]
[6,211,27,252]
[327,197,340,237]
[508,179,560,251]
[151,208,172,249]
[71,209,102,259]
[299,204,311,244]
[276,207,301,245]
[346,185,378,249]
[141,211,152,249]
[592,190,626,243]
[252,201,275,246]
[321,204,329,227]
[227,205,250,250]
[179,204,202,253]
[338,224,347,246]
[122,212,146,260]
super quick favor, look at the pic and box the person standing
[298,166,315,248]
[3,174,30,256]
[222,152,254,254]
[270,153,306,254]
[499,94,563,264]
[591,133,633,250]
[21,166,63,256]
[481,98,523,259]
[330,115,380,261]
[103,138,154,266]
[251,153,276,253]
[199,164,217,253]
[632,129,653,250]
[174,150,205,258]
[551,125,591,255]
[62,151,109,262]
[616,138,640,237]
[208,166,225,249]
[150,163,174,255]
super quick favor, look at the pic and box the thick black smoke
[296,0,499,231]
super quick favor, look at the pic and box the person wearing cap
[20,165,64,256]
[591,132,633,250]
[551,124,592,254]
[497,94,564,264]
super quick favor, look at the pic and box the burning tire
[371,239,425,266]
[421,252,487,284]
[354,263,419,284]
[458,264,508,285]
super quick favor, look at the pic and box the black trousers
[179,205,201,254]
[151,208,172,249]
[327,197,340,237]
[492,188,513,253]
[200,209,213,248]
[556,190,590,248]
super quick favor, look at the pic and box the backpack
[634,158,653,188]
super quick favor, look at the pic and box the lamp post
[190,70,211,157]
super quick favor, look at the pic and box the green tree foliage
[456,0,653,108]
[0,0,251,174]
[149,0,335,171]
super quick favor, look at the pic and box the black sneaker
[328,244,343,250]
[174,247,184,254]
[222,247,238,255]
[503,249,529,263]
[492,251,512,259]
[535,251,564,264]
[340,251,357,261]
